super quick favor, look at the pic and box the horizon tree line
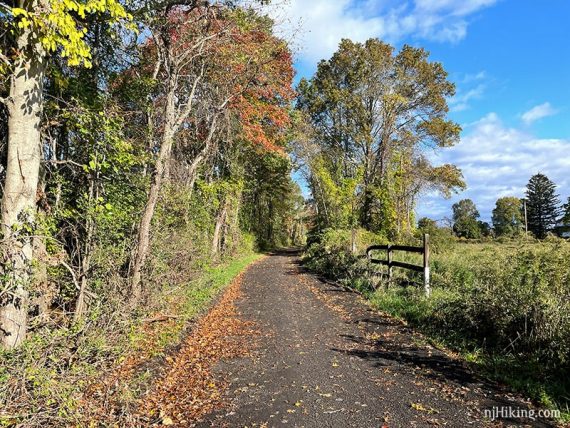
[421,172,568,239]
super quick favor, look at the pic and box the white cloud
[447,70,487,111]
[521,102,557,124]
[415,0,497,16]
[462,71,486,82]
[418,113,570,221]
[264,0,498,66]
[449,83,485,112]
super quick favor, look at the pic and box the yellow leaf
[410,402,438,414]
[11,7,29,17]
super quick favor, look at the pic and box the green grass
[0,251,263,427]
[368,286,570,421]
[147,252,263,352]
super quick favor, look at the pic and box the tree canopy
[296,38,464,238]
[492,196,523,236]
[452,199,481,239]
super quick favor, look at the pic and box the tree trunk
[211,199,228,258]
[130,128,174,299]
[31,176,50,321]
[130,51,209,298]
[0,32,46,349]
[74,177,96,323]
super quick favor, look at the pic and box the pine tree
[525,173,560,238]
[562,197,570,224]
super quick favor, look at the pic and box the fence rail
[366,234,430,296]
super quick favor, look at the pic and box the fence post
[423,233,430,297]
[387,244,393,283]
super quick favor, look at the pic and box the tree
[452,199,481,239]
[123,5,294,296]
[417,217,438,232]
[0,0,130,349]
[492,197,523,236]
[561,197,570,224]
[478,221,492,237]
[240,151,303,249]
[525,173,560,239]
[297,38,464,237]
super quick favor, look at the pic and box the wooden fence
[366,234,430,296]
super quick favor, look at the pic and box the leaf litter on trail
[138,271,259,426]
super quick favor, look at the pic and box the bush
[378,240,570,413]
[303,228,387,292]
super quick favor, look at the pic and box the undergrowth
[0,252,261,427]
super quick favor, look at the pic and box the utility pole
[523,198,528,235]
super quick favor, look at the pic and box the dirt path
[194,250,555,428]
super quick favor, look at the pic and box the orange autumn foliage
[145,6,295,153]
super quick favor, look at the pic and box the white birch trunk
[211,200,228,258]
[0,29,46,349]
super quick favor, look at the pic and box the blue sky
[266,0,570,222]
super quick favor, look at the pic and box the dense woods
[0,0,301,347]
[0,1,305,424]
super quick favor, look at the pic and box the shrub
[303,228,386,289]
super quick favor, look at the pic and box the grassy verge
[0,252,263,427]
[127,252,263,358]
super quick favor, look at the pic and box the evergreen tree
[562,197,570,224]
[525,173,560,238]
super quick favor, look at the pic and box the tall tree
[0,0,130,349]
[525,173,560,239]
[123,5,294,296]
[297,38,464,237]
[452,198,481,239]
[561,196,570,224]
[492,196,523,236]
